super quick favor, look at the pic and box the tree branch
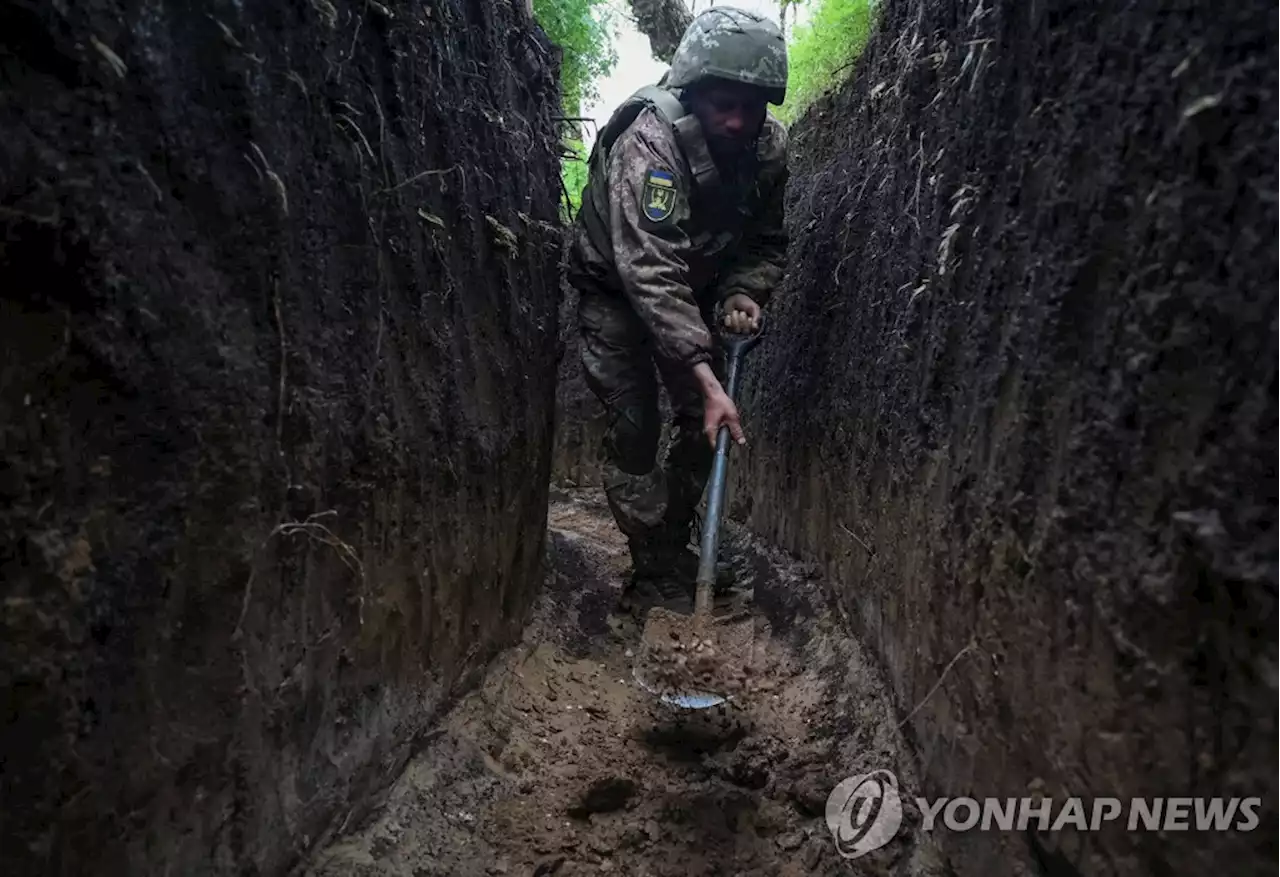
[626,0,693,65]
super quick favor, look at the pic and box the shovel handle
[693,316,766,617]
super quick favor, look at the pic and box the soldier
[567,7,789,604]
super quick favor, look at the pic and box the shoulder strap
[634,85,685,126]
[673,114,720,194]
[589,86,720,194]
[577,85,725,257]
[637,86,720,193]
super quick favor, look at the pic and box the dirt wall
[732,0,1278,875]
[0,1,561,874]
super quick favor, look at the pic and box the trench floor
[307,489,949,877]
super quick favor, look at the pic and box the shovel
[632,316,766,709]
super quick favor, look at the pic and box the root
[375,164,460,197]
[272,278,287,453]
[837,521,875,556]
[485,215,519,257]
[285,69,309,99]
[366,81,390,189]
[897,639,980,728]
[336,114,375,164]
[310,0,338,28]
[233,511,367,641]
[246,142,289,216]
[132,160,164,203]
[208,15,243,49]
[89,34,127,79]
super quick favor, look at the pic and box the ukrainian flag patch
[641,167,677,222]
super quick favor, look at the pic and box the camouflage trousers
[578,290,724,554]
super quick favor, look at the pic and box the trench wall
[733,0,1278,874]
[0,1,563,873]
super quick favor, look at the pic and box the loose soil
[306,489,950,877]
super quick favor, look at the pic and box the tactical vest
[577,85,721,257]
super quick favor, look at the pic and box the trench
[305,489,948,877]
[2,0,1274,876]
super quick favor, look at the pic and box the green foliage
[776,0,877,124]
[560,137,590,220]
[532,0,617,220]
[533,0,618,116]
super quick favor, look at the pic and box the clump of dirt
[306,490,950,876]
[634,608,755,701]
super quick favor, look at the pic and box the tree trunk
[627,0,694,65]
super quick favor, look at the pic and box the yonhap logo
[824,766,1263,859]
[825,769,904,858]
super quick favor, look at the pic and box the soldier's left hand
[722,294,761,334]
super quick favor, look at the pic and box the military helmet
[665,6,788,105]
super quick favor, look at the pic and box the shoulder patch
[640,167,678,222]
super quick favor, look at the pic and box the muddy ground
[305,489,950,877]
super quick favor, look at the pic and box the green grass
[776,0,878,125]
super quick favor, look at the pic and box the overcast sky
[579,1,810,150]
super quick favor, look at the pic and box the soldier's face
[688,83,768,156]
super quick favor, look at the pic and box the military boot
[618,534,685,615]
[653,515,737,595]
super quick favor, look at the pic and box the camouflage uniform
[567,11,788,579]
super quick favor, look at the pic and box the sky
[579,1,810,151]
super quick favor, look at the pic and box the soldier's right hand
[693,362,747,447]
[703,388,746,448]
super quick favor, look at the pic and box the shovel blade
[633,605,754,709]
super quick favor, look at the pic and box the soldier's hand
[721,294,760,334]
[692,362,747,447]
[703,388,746,448]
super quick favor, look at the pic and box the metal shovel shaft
[632,319,764,710]
[694,346,745,617]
